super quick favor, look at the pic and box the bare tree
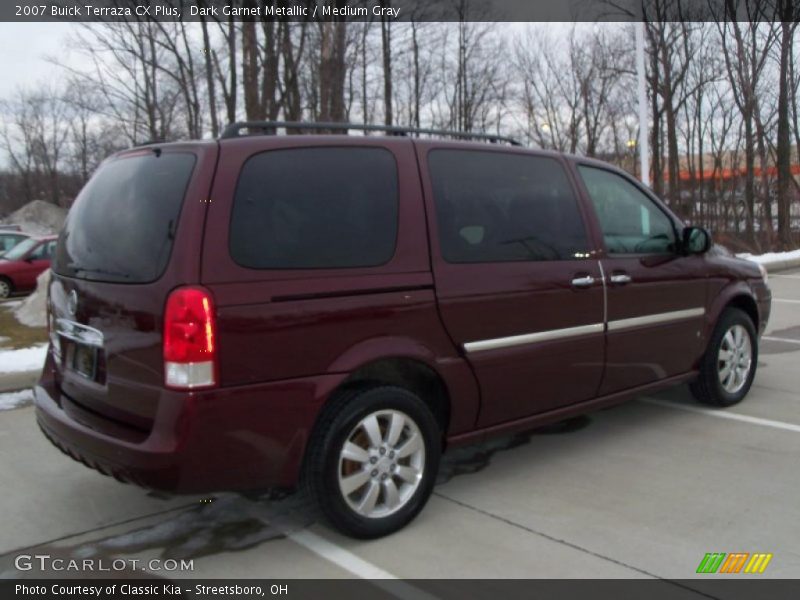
[380,1,393,125]
[0,86,72,206]
[318,20,349,124]
[645,17,701,215]
[715,7,778,243]
[774,1,799,248]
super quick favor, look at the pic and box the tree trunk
[262,20,280,121]
[743,113,756,242]
[776,19,794,249]
[227,17,237,123]
[411,21,421,128]
[319,21,348,126]
[242,20,261,120]
[200,16,219,137]
[648,35,663,198]
[381,6,393,126]
[282,22,305,123]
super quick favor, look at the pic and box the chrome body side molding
[606,307,705,332]
[464,323,605,353]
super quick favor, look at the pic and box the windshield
[2,238,38,260]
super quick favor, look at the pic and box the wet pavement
[1,269,799,581]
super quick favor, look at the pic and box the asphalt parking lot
[1,269,798,583]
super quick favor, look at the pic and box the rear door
[419,145,605,427]
[574,163,708,394]
[48,144,217,431]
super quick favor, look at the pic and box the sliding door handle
[609,274,632,285]
[571,275,595,288]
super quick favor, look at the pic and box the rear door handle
[571,275,595,288]
[609,274,632,285]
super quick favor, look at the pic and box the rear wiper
[67,263,131,279]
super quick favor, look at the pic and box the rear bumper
[34,351,343,494]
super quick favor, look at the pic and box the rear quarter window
[229,147,399,269]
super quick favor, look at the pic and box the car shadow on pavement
[0,415,595,578]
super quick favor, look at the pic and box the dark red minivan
[35,122,771,538]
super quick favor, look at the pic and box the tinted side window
[578,166,676,255]
[428,150,590,263]
[28,243,46,259]
[230,148,398,269]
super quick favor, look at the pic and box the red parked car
[35,123,771,538]
[0,235,57,298]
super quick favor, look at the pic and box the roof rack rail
[220,121,522,146]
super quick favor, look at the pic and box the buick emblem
[67,290,78,317]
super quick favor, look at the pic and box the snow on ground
[0,344,47,374]
[737,249,800,266]
[14,269,49,328]
[0,200,67,236]
[0,389,33,411]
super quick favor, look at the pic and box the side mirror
[682,226,711,255]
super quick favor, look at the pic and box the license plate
[71,344,97,380]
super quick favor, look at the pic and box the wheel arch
[707,282,760,334]
[299,354,454,497]
[299,336,480,483]
[725,294,759,331]
[337,357,452,436]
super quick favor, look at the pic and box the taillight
[163,286,217,389]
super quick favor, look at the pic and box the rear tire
[0,277,12,299]
[690,308,757,407]
[304,385,441,539]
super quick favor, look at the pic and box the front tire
[0,277,12,299]
[690,307,758,407]
[304,385,441,539]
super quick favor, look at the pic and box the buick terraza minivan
[36,122,771,538]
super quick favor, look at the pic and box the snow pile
[737,249,800,268]
[0,199,68,235]
[0,344,48,374]
[14,269,50,328]
[0,389,34,411]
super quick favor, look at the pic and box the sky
[0,23,87,98]
[0,21,577,101]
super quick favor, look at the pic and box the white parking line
[770,274,800,279]
[641,398,800,433]
[763,336,800,346]
[289,529,398,578]
[289,530,439,600]
[773,298,800,304]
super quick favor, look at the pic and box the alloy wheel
[337,409,425,519]
[717,324,753,394]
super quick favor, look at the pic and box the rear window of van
[54,152,196,283]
